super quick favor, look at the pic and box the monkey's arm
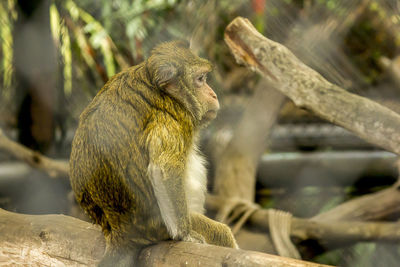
[147,124,203,242]
[148,164,189,239]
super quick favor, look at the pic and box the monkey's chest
[185,148,207,214]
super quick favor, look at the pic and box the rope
[268,209,301,259]
[216,199,301,259]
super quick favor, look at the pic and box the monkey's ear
[154,63,178,88]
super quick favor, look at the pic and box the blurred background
[1,0,400,266]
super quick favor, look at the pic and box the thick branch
[0,129,69,177]
[213,82,285,201]
[311,184,400,222]
[224,17,400,155]
[140,241,329,267]
[0,209,329,267]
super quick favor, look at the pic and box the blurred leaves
[0,0,16,101]
[50,2,72,96]
[0,0,243,106]
[48,0,178,98]
[65,0,115,80]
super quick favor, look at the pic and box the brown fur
[70,41,236,266]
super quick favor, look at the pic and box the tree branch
[0,129,69,178]
[224,17,400,155]
[0,209,330,267]
[311,183,400,222]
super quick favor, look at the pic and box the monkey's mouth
[203,110,218,120]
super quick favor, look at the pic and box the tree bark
[0,208,104,266]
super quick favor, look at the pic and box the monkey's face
[146,41,220,126]
[191,68,220,125]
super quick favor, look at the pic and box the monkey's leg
[191,212,239,248]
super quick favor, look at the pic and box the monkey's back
[70,66,183,244]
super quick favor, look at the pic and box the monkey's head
[146,41,220,126]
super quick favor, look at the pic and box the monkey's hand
[182,230,207,244]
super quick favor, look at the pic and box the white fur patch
[185,144,207,214]
[148,164,179,238]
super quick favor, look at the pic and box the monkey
[69,41,238,266]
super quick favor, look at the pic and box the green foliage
[66,0,116,77]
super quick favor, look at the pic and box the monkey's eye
[195,74,207,86]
